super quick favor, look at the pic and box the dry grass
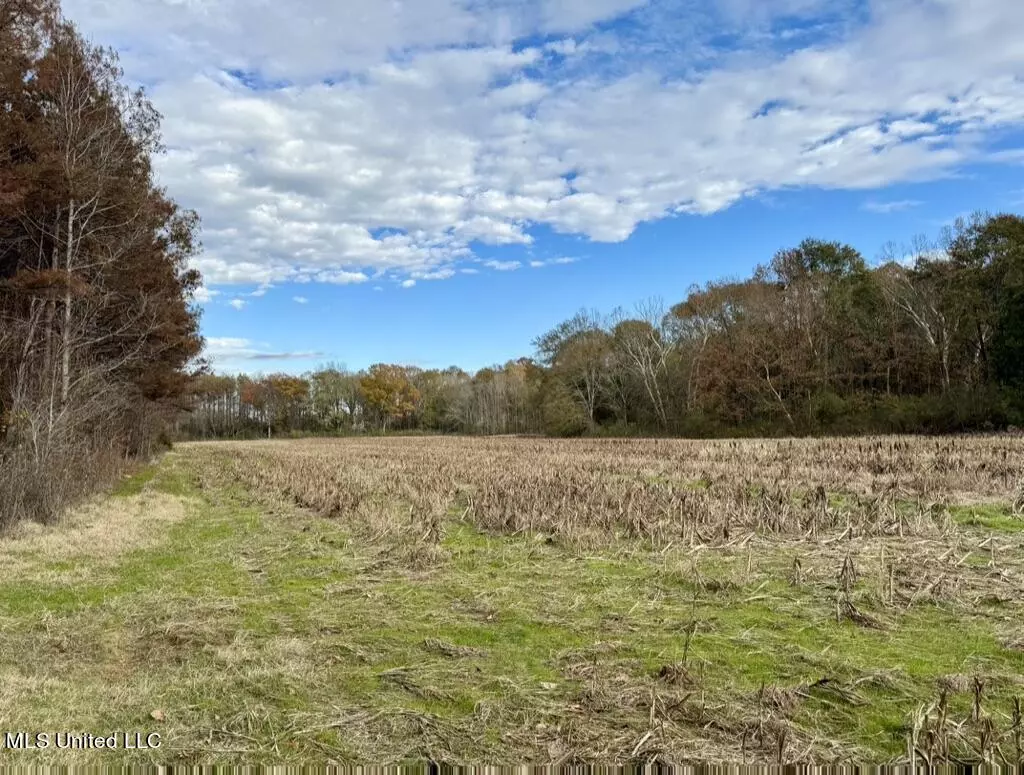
[181,435,1023,546]
[0,472,189,581]
[0,436,1020,765]
[177,434,1024,765]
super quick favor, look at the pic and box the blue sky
[64,0,1024,374]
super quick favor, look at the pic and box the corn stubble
[187,435,1020,546]
[184,434,1024,765]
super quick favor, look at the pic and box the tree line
[1,0,203,525]
[181,212,1024,440]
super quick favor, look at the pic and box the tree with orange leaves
[359,364,419,432]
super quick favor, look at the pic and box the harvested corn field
[1,435,1022,766]
[189,435,1023,544]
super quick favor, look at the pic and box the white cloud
[484,259,522,271]
[401,279,417,288]
[313,270,370,285]
[530,256,580,267]
[862,199,924,214]
[205,337,252,359]
[191,286,220,303]
[292,296,309,304]
[63,0,650,82]
[62,0,1024,290]
[228,299,248,310]
[412,267,457,281]
[989,148,1024,164]
[205,337,323,369]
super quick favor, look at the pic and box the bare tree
[879,239,955,393]
[610,298,672,430]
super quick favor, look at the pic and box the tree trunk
[764,364,795,429]
[60,199,74,407]
[940,336,950,394]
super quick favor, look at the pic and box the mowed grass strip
[0,444,1020,764]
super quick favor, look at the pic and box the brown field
[190,434,1024,544]
[0,434,1022,765]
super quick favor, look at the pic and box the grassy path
[0,450,1021,764]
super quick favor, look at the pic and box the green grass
[110,465,160,497]
[950,503,1024,532]
[0,453,1020,764]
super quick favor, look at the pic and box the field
[0,435,1022,765]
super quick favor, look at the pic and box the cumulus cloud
[62,0,1024,290]
[191,286,220,303]
[293,296,309,304]
[228,299,248,310]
